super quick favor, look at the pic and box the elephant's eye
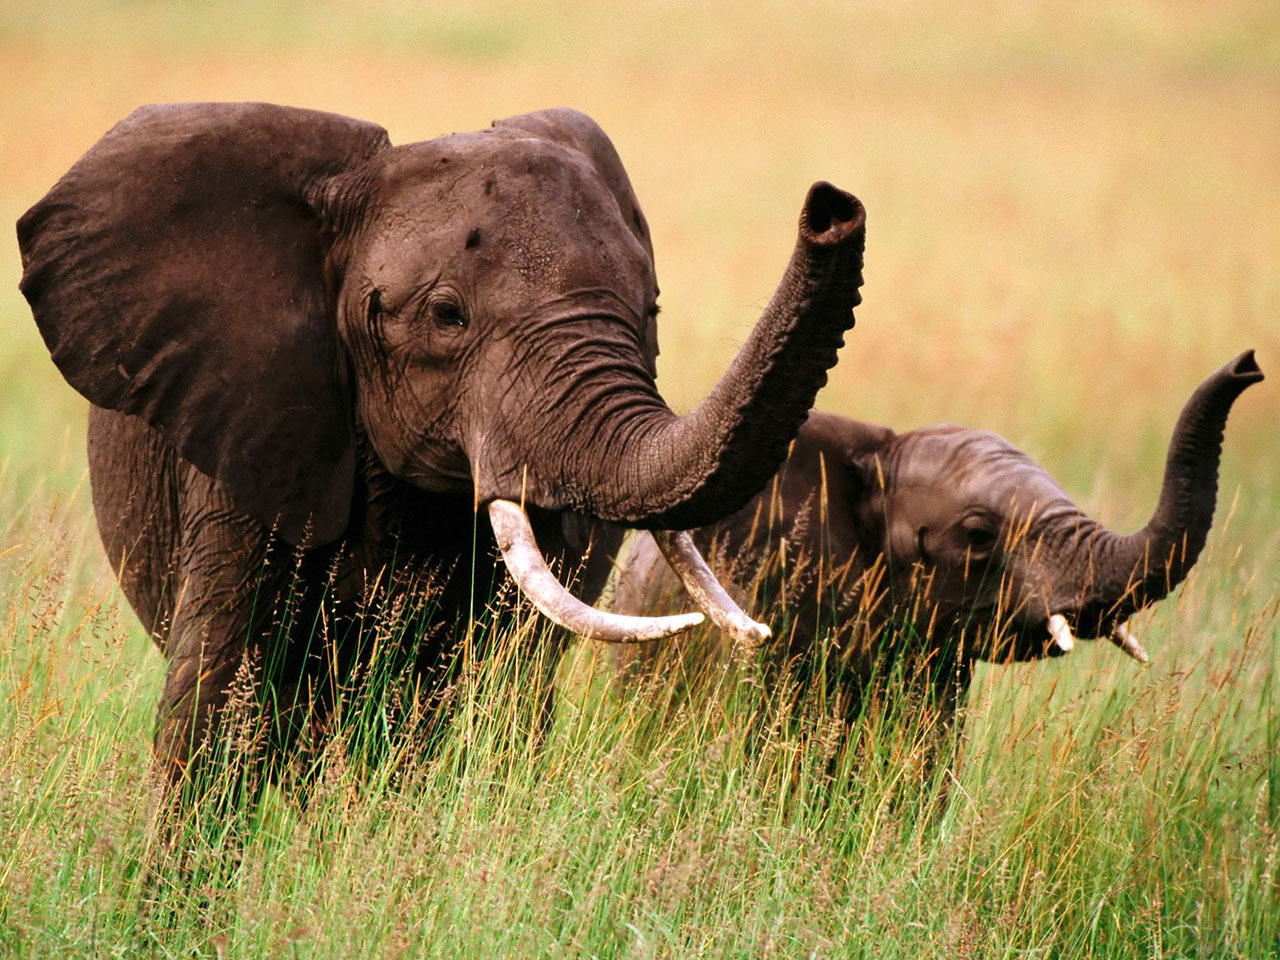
[428,298,467,330]
[964,525,997,551]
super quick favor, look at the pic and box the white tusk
[1110,621,1150,664]
[487,499,704,643]
[650,531,772,650]
[1047,613,1075,653]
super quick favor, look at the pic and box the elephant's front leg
[153,471,279,787]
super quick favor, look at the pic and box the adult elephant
[611,352,1262,739]
[18,102,866,779]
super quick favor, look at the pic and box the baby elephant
[610,352,1263,729]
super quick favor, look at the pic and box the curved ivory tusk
[650,531,772,650]
[487,499,704,643]
[1110,621,1150,664]
[1047,613,1076,653]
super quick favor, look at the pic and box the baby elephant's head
[807,352,1262,661]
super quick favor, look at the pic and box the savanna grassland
[0,2,1277,956]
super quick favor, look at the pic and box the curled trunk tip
[1226,348,1263,384]
[801,181,865,245]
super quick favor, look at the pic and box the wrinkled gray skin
[612,352,1263,737]
[18,103,867,780]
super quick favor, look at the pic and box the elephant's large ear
[805,413,895,481]
[18,102,390,546]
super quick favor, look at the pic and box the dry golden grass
[2,2,1275,496]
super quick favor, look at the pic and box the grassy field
[1,2,1277,956]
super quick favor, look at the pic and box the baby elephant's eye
[964,525,997,550]
[429,298,467,329]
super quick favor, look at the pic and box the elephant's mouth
[486,499,770,648]
[1037,607,1150,663]
[1014,610,1150,664]
[965,605,1150,665]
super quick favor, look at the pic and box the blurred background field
[0,2,1276,957]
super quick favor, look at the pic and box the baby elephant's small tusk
[1110,621,1151,664]
[1047,613,1076,653]
[650,531,772,651]
[488,499,704,643]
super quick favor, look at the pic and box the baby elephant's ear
[802,411,895,496]
[18,102,389,546]
[817,414,896,546]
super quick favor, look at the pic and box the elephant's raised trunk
[469,183,863,641]
[576,182,865,529]
[1092,350,1262,619]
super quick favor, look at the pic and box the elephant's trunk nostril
[801,181,864,243]
[1227,349,1263,382]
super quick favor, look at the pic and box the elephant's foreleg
[153,470,277,786]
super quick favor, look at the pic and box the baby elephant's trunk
[1091,350,1263,620]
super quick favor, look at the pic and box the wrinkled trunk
[545,182,866,529]
[1090,350,1262,618]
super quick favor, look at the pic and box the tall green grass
[0,462,1276,957]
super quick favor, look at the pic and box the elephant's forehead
[377,133,626,227]
[367,136,653,297]
[892,427,1073,514]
